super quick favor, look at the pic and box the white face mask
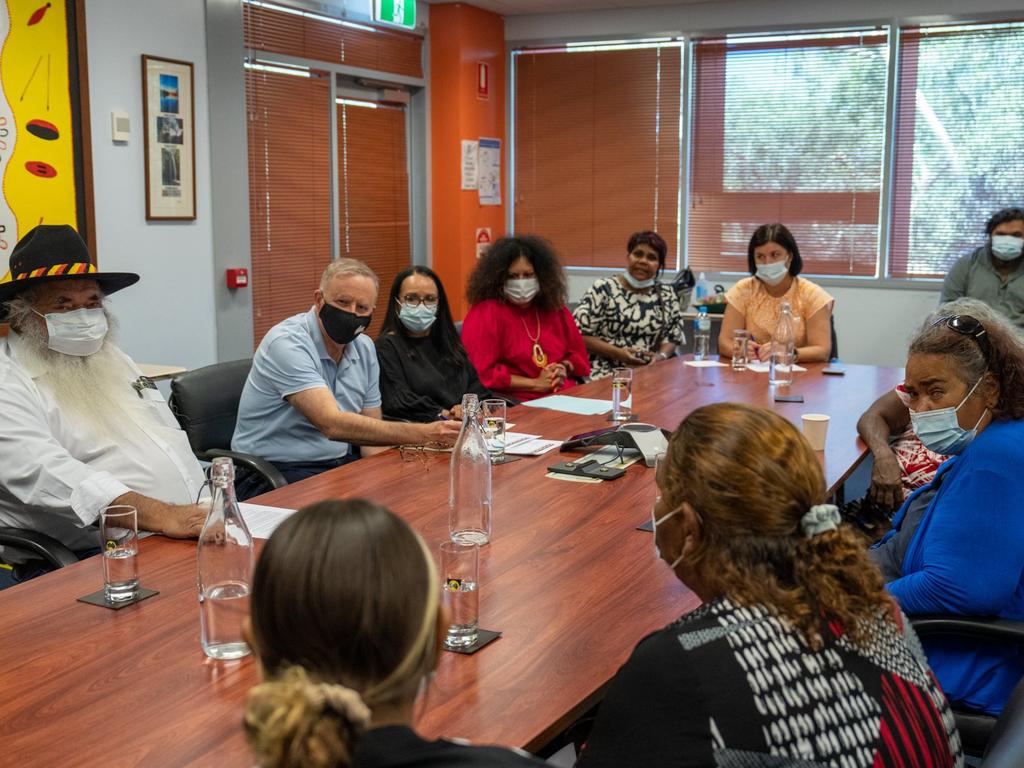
[991,235,1024,262]
[34,307,108,357]
[756,260,789,286]
[504,277,539,305]
[623,270,656,290]
[651,504,686,570]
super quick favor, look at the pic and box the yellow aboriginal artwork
[0,0,87,283]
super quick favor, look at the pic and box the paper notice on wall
[461,140,479,190]
[477,138,501,205]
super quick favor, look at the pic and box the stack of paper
[503,431,562,456]
[239,503,296,539]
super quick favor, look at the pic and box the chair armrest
[0,527,79,569]
[909,616,1024,644]
[199,449,287,490]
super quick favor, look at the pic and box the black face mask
[319,302,371,345]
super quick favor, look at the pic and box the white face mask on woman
[505,277,539,305]
[34,307,108,357]
[755,260,789,286]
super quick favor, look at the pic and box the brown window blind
[889,21,1024,278]
[243,1,423,79]
[245,67,333,346]
[514,44,682,269]
[689,30,888,276]
[337,101,411,338]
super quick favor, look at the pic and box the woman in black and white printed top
[572,231,686,379]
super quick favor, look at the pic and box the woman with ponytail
[577,403,962,768]
[243,499,543,768]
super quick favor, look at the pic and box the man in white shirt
[0,225,207,568]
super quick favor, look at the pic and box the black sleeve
[576,629,711,768]
[376,336,447,423]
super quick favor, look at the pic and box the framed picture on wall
[141,54,195,220]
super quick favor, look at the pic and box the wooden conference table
[0,358,902,767]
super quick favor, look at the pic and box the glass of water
[441,541,480,649]
[481,399,507,462]
[731,329,750,370]
[100,505,139,603]
[611,367,633,421]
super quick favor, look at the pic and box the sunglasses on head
[932,314,991,361]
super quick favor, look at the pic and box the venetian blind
[889,21,1024,278]
[243,0,423,78]
[689,30,888,276]
[245,66,332,347]
[514,43,682,269]
[337,100,411,338]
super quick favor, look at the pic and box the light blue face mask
[991,235,1024,262]
[398,302,437,334]
[755,260,789,286]
[909,374,988,455]
[623,270,656,290]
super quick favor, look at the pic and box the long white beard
[18,317,164,444]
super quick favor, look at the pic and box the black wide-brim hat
[0,225,139,321]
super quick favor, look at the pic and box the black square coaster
[636,519,654,532]
[77,587,159,610]
[491,455,522,465]
[443,628,501,655]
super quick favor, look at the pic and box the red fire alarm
[226,268,249,288]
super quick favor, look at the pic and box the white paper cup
[802,413,830,451]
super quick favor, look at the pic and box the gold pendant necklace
[522,311,548,369]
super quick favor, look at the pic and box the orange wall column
[429,3,506,319]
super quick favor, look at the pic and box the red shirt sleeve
[462,301,513,392]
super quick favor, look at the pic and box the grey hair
[4,289,40,332]
[909,297,1024,420]
[320,258,379,292]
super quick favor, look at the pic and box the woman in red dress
[462,235,589,401]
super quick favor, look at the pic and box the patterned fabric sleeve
[661,285,686,346]
[572,278,610,337]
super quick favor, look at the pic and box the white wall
[514,0,1017,367]
[85,0,217,371]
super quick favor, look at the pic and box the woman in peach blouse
[717,223,835,363]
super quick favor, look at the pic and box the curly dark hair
[660,403,893,651]
[465,235,568,311]
[747,223,803,277]
[985,207,1024,235]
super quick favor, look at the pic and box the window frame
[507,11,1023,292]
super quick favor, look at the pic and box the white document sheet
[521,395,613,415]
[745,362,808,373]
[239,503,296,540]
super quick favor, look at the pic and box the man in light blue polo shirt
[233,259,459,485]
[941,207,1024,329]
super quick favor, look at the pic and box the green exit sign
[374,0,416,28]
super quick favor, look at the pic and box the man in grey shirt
[941,207,1024,328]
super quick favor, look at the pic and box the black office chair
[168,359,286,498]
[910,615,1024,757]
[829,314,839,361]
[0,526,79,585]
[983,674,1024,767]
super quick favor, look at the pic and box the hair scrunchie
[800,504,840,538]
[307,682,372,728]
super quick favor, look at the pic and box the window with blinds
[689,30,888,276]
[245,65,333,346]
[889,21,1024,278]
[337,99,411,338]
[514,42,682,269]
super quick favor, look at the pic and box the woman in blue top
[871,297,1024,716]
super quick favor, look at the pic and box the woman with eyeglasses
[577,403,960,767]
[869,297,1024,716]
[717,223,835,363]
[462,235,589,401]
[376,266,492,422]
[244,499,544,768]
[572,231,686,379]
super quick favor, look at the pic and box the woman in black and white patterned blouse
[572,231,686,380]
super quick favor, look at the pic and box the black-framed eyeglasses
[932,314,991,361]
[398,294,439,308]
